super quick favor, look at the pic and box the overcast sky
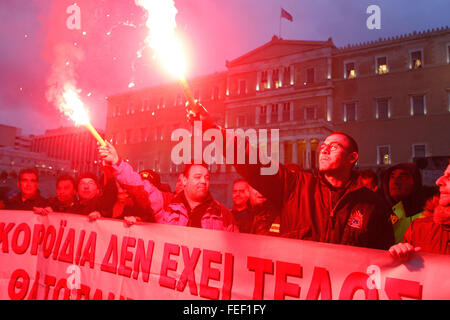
[0,0,449,135]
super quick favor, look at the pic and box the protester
[3,168,47,210]
[248,186,281,236]
[98,142,238,231]
[72,171,117,218]
[231,179,253,233]
[188,105,394,249]
[33,174,78,215]
[389,162,450,259]
[140,169,172,193]
[190,106,395,248]
[110,182,155,224]
[357,169,379,192]
[381,163,428,243]
[175,173,185,194]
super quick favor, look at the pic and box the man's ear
[348,152,359,166]
[182,174,188,186]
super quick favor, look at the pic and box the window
[411,95,425,116]
[238,80,246,96]
[194,89,200,101]
[125,130,132,145]
[448,91,450,112]
[410,50,423,69]
[344,103,357,122]
[306,68,315,83]
[154,127,161,141]
[447,44,450,64]
[271,105,279,123]
[137,160,144,172]
[377,145,391,165]
[140,128,148,143]
[376,56,388,74]
[272,69,280,88]
[261,71,268,89]
[154,159,160,173]
[304,106,317,120]
[376,99,390,119]
[259,106,267,124]
[236,115,247,127]
[158,96,165,109]
[345,62,356,79]
[283,67,291,86]
[212,86,220,100]
[282,103,291,122]
[284,141,293,163]
[176,94,183,106]
[111,132,118,145]
[412,144,426,159]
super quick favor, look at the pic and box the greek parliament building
[30,127,104,177]
[105,27,450,205]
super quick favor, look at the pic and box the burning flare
[60,85,90,125]
[57,84,106,146]
[136,0,186,79]
[135,0,202,113]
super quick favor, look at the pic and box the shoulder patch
[347,209,363,229]
[390,214,399,225]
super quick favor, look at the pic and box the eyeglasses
[319,142,345,153]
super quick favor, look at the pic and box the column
[255,106,260,125]
[256,71,261,91]
[278,103,283,122]
[225,111,229,128]
[327,57,332,80]
[268,70,273,89]
[292,140,298,165]
[290,102,294,121]
[306,140,311,169]
[297,140,306,169]
[327,95,333,122]
[290,65,295,85]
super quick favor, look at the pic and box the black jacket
[236,163,395,250]
[250,201,281,236]
[231,205,253,233]
[47,197,79,214]
[4,192,47,211]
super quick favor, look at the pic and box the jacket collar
[173,190,215,214]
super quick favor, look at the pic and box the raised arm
[187,102,299,209]
[98,141,166,223]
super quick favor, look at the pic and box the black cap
[139,170,161,188]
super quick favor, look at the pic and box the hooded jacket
[380,163,428,242]
[112,160,238,232]
[236,162,395,250]
[403,195,449,255]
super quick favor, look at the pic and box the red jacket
[236,163,395,249]
[402,197,450,255]
[403,216,449,255]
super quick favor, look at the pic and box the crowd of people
[0,110,448,262]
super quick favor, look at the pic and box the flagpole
[279,5,282,38]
